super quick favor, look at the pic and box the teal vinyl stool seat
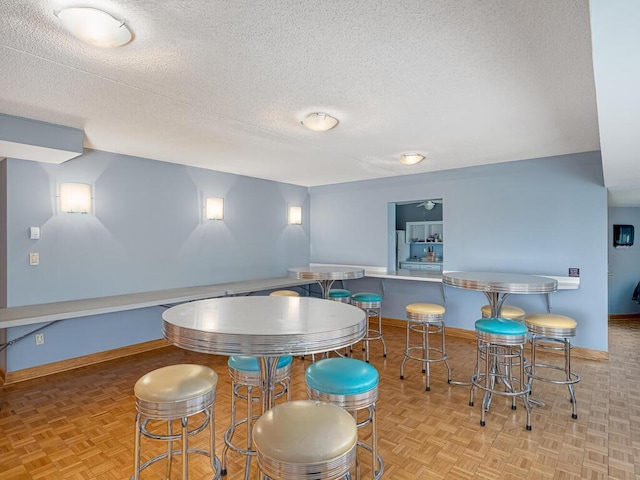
[329,289,352,303]
[470,318,532,430]
[351,292,386,363]
[524,313,580,419]
[306,358,383,480]
[221,355,292,479]
[132,364,221,480]
[253,400,358,480]
[401,303,451,391]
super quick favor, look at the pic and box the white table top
[442,271,558,294]
[162,296,367,356]
[288,265,365,281]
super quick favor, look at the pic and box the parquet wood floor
[0,320,637,479]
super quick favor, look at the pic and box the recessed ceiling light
[301,112,339,132]
[55,7,132,48]
[400,153,425,165]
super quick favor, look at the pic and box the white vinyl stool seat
[481,304,526,321]
[132,364,221,479]
[524,313,580,419]
[253,400,358,480]
[270,290,300,297]
[222,356,292,479]
[400,303,451,391]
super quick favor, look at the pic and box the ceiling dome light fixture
[301,112,339,132]
[400,153,425,165]
[55,7,132,48]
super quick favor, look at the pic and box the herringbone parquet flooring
[1,320,638,479]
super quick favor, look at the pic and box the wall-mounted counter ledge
[0,277,315,329]
[310,264,580,289]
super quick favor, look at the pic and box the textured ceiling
[0,1,613,192]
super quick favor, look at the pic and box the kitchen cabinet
[406,221,443,243]
[400,261,442,272]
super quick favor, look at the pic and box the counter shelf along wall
[310,262,581,342]
[0,265,580,383]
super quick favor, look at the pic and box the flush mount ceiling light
[55,7,132,48]
[399,153,425,165]
[301,113,339,132]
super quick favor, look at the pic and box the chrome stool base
[469,319,532,430]
[524,315,580,419]
[400,303,451,391]
[132,364,221,480]
[306,358,384,480]
[351,293,386,363]
[221,356,291,479]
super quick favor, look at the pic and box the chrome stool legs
[400,303,451,391]
[132,364,221,480]
[351,293,386,363]
[469,319,532,430]
[524,313,580,419]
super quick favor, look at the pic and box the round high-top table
[288,265,365,299]
[162,296,366,413]
[442,271,558,317]
[443,271,558,388]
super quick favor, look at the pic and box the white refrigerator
[395,230,410,269]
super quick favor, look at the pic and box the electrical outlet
[35,333,45,345]
[29,252,39,266]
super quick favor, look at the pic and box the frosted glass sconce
[205,197,224,220]
[288,206,302,225]
[60,182,92,213]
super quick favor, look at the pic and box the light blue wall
[608,207,640,314]
[310,152,609,352]
[4,150,310,371]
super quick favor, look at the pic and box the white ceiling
[0,1,636,204]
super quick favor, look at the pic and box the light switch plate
[29,226,40,239]
[29,252,39,266]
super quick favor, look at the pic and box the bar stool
[481,304,525,322]
[221,355,292,478]
[132,364,221,479]
[253,400,358,480]
[328,289,352,357]
[351,292,386,363]
[469,318,532,430]
[400,303,451,391]
[524,313,580,419]
[305,357,383,480]
[270,290,299,297]
[481,304,527,369]
[329,289,352,303]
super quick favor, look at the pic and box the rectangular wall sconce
[205,197,224,220]
[59,182,92,214]
[288,206,302,225]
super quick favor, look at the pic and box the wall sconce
[205,197,224,220]
[288,206,302,225]
[60,182,92,214]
